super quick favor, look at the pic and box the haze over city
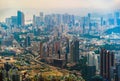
[0,0,120,81]
[0,0,120,22]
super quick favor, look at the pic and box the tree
[90,75,105,81]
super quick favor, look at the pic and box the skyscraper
[5,18,12,26]
[39,42,43,58]
[100,49,115,81]
[70,39,79,63]
[54,41,61,59]
[40,12,44,25]
[25,36,31,47]
[33,15,36,26]
[0,40,1,51]
[17,11,25,26]
[87,51,98,80]
[11,16,18,26]
[116,63,120,81]
[100,17,103,26]
[88,13,92,34]
[65,38,69,62]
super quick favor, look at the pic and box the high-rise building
[100,49,115,81]
[87,52,98,69]
[17,11,25,26]
[70,15,75,26]
[116,63,120,81]
[87,51,98,80]
[56,14,62,25]
[117,18,120,25]
[33,15,36,26]
[108,18,115,25]
[25,36,31,47]
[40,12,44,25]
[48,45,53,57]
[65,38,69,62]
[5,18,12,26]
[0,40,1,51]
[54,41,61,59]
[114,12,120,19]
[33,15,41,27]
[88,13,92,34]
[39,42,43,58]
[70,39,79,63]
[100,17,103,26]
[114,11,120,25]
[11,16,18,26]
[62,14,69,25]
[81,17,86,34]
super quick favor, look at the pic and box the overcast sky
[0,0,120,22]
[0,0,120,9]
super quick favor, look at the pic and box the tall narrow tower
[17,11,25,26]
[70,39,79,63]
[100,49,115,81]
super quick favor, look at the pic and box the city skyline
[0,1,120,80]
[0,0,120,22]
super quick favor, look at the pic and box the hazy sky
[0,0,120,9]
[0,0,120,22]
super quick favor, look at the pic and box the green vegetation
[102,44,120,50]
[80,34,100,39]
[67,56,95,81]
[29,74,85,81]
[90,75,105,81]
[0,51,15,56]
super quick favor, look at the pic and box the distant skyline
[0,0,120,22]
